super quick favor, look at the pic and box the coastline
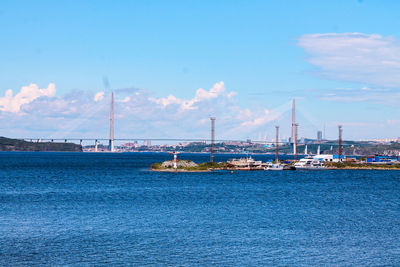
[151,166,400,172]
[326,166,400,170]
[150,168,212,172]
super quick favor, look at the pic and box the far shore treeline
[0,137,82,152]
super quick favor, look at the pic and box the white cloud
[1,82,289,139]
[118,96,130,103]
[318,86,400,105]
[237,100,293,129]
[93,91,104,102]
[227,91,237,98]
[149,94,182,108]
[240,109,280,127]
[298,33,400,87]
[0,83,56,113]
[2,82,399,140]
[387,119,400,126]
[149,81,230,111]
[236,108,253,121]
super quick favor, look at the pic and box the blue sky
[1,0,400,141]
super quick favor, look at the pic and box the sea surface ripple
[0,152,399,266]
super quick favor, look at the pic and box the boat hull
[265,167,284,171]
[294,166,326,170]
[264,164,284,171]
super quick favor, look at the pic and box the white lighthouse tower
[168,151,181,169]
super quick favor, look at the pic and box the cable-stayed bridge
[19,137,359,147]
[18,94,360,151]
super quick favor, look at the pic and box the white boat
[227,156,263,168]
[293,157,325,170]
[264,163,284,171]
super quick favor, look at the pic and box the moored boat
[293,157,325,170]
[227,156,263,169]
[264,163,284,171]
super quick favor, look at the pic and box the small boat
[264,163,284,171]
[227,156,263,169]
[293,157,325,170]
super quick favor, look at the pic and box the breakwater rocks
[161,160,198,168]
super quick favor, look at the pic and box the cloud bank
[0,82,286,139]
[319,86,400,105]
[149,81,236,111]
[298,33,400,88]
[0,83,56,113]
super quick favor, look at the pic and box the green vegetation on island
[150,160,227,172]
[185,162,227,171]
[0,137,82,152]
[326,162,400,170]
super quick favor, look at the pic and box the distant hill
[278,141,400,156]
[0,137,82,152]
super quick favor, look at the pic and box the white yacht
[293,157,325,170]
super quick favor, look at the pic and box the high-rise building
[317,131,322,141]
[143,140,151,147]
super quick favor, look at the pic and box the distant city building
[359,138,400,143]
[314,154,345,163]
[122,142,136,147]
[119,142,140,150]
[224,141,243,146]
[317,131,322,141]
[143,140,151,147]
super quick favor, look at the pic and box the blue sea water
[0,152,400,266]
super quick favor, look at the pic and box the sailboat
[265,126,284,171]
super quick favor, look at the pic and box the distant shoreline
[0,137,82,152]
